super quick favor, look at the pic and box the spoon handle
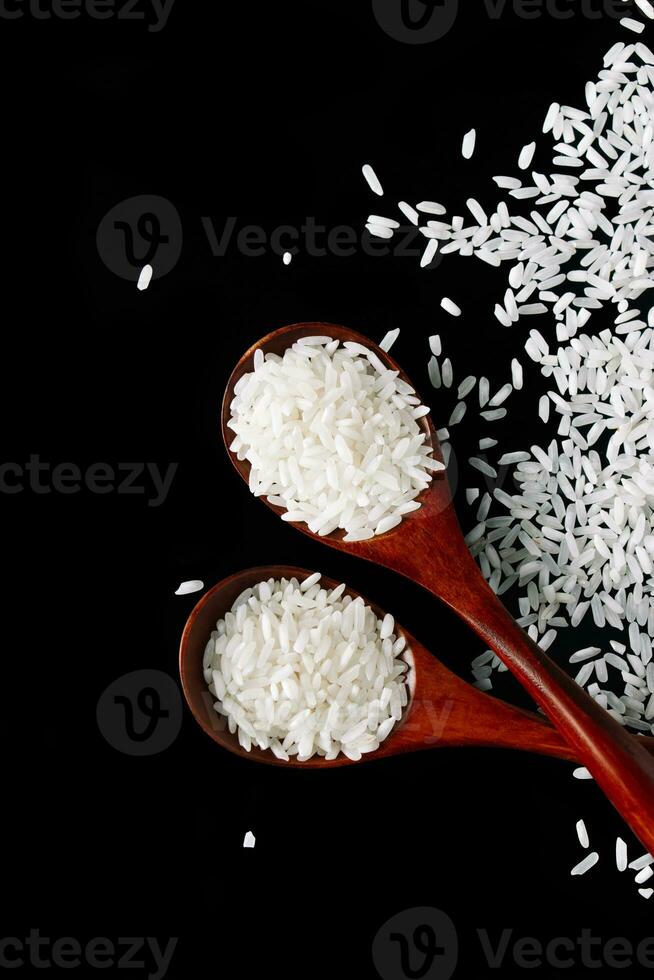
[422,545,654,853]
[470,705,654,763]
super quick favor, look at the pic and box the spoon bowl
[221,322,448,552]
[219,323,654,851]
[180,565,418,768]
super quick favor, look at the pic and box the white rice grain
[441,297,462,317]
[462,129,476,159]
[175,580,204,596]
[571,852,599,876]
[137,265,153,291]
[576,819,589,849]
[519,142,537,170]
[362,163,384,196]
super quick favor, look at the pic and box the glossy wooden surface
[221,324,654,851]
[180,566,654,768]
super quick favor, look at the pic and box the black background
[4,1,654,978]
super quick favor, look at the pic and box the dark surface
[4,2,654,978]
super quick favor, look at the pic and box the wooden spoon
[220,322,654,851]
[180,565,654,768]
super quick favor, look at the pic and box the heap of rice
[363,37,654,734]
[227,336,443,541]
[203,573,410,761]
[361,25,654,886]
